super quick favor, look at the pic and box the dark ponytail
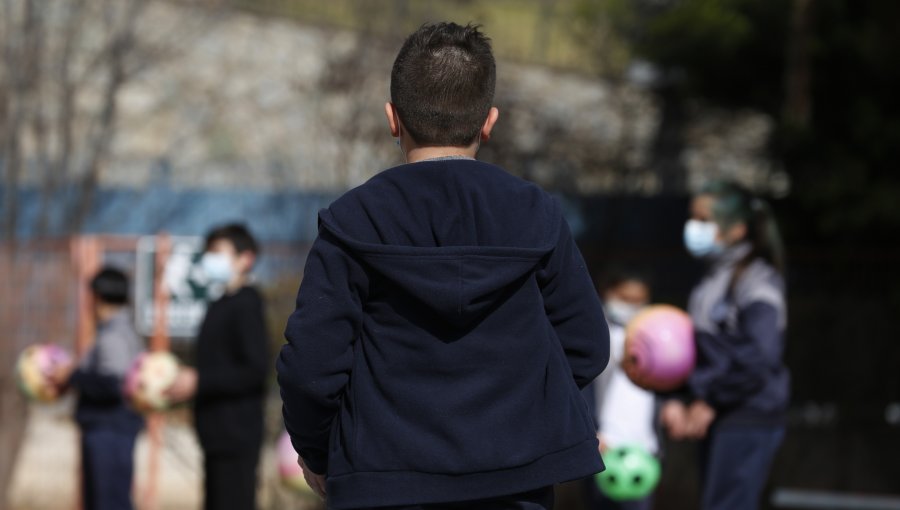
[747,197,785,274]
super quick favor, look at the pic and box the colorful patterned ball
[123,351,180,412]
[15,344,72,402]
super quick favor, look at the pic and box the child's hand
[47,361,75,388]
[685,400,716,439]
[164,367,198,402]
[298,456,327,499]
[660,400,689,439]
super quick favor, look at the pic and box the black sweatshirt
[194,286,270,454]
[277,158,610,509]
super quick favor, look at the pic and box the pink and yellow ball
[123,351,180,412]
[15,344,72,402]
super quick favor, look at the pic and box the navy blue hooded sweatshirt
[277,158,610,509]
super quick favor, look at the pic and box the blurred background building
[1,1,898,509]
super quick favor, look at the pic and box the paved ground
[5,398,322,510]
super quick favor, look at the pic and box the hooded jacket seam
[360,253,547,261]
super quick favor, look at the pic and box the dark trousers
[203,449,261,510]
[81,427,138,510]
[699,424,785,510]
[354,486,555,510]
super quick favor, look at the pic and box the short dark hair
[90,267,129,305]
[390,22,496,147]
[204,223,259,256]
[600,266,653,294]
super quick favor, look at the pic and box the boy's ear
[480,107,500,142]
[384,102,401,138]
[237,251,256,273]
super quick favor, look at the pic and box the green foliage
[227,0,591,70]
[642,0,789,111]
[644,0,753,61]
[569,0,641,77]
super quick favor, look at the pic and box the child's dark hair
[204,223,259,255]
[600,266,653,294]
[90,266,129,305]
[390,22,496,147]
[701,181,785,276]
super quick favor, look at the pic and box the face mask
[605,299,643,325]
[200,252,234,284]
[683,219,723,258]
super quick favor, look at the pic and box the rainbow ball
[15,344,72,402]
[123,351,180,412]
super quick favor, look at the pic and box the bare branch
[69,0,145,233]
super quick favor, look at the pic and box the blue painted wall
[4,184,339,243]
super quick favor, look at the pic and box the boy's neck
[95,303,124,324]
[405,144,477,164]
[226,273,248,294]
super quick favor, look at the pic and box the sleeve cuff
[300,451,327,475]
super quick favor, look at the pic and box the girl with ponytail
[662,181,789,510]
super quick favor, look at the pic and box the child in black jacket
[167,224,270,510]
[277,22,610,510]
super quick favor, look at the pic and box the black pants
[203,449,261,510]
[355,486,555,510]
[699,424,785,510]
[81,427,138,510]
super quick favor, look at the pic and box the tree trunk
[784,0,813,130]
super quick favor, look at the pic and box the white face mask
[200,252,235,284]
[605,299,643,325]
[683,219,723,258]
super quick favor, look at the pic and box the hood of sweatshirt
[317,159,563,327]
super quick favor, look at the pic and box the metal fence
[0,240,82,507]
[0,236,313,510]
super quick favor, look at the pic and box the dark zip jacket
[70,309,144,433]
[687,243,790,425]
[277,158,610,509]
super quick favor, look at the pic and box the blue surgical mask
[200,252,234,284]
[683,219,723,258]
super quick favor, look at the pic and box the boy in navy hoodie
[277,22,610,510]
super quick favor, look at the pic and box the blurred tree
[782,0,900,241]
[0,0,215,241]
[570,0,646,79]
[572,0,900,241]
[0,0,147,241]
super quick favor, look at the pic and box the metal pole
[70,235,101,510]
[143,233,170,510]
